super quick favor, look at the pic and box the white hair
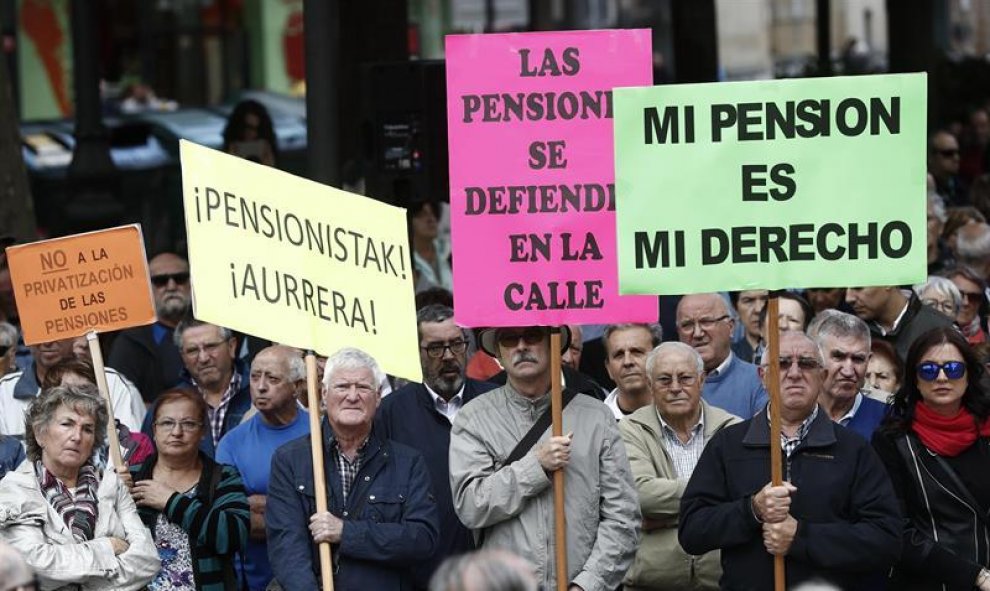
[322,347,386,392]
[645,341,704,376]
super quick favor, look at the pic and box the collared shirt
[425,383,465,423]
[657,406,706,480]
[775,405,819,459]
[836,392,865,426]
[206,373,241,447]
[331,437,369,503]
[707,352,734,378]
[874,293,911,336]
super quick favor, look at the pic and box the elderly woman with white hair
[914,275,963,321]
[0,384,159,590]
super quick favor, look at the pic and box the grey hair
[24,384,108,463]
[927,191,946,223]
[322,347,386,392]
[429,549,539,591]
[173,317,233,349]
[956,222,990,262]
[805,309,848,340]
[809,310,871,350]
[645,341,704,376]
[0,322,18,348]
[416,304,467,340]
[286,353,306,383]
[914,276,963,316]
[602,323,663,355]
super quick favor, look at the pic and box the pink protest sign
[446,29,657,327]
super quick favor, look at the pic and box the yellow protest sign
[180,140,422,382]
[6,225,155,345]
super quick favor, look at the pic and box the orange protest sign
[6,225,156,345]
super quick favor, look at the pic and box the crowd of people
[0,125,988,590]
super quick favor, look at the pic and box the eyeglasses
[496,328,547,348]
[421,340,468,359]
[922,298,956,315]
[936,148,960,158]
[677,315,729,333]
[330,382,376,396]
[181,340,228,358]
[916,361,967,381]
[770,356,823,371]
[0,344,10,357]
[653,374,698,388]
[154,419,203,433]
[150,272,190,287]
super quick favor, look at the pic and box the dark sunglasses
[916,361,967,381]
[0,344,10,357]
[936,148,959,157]
[775,356,822,371]
[150,272,190,287]
[496,328,547,348]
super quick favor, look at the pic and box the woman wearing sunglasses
[873,326,990,591]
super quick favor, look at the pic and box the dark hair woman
[129,387,249,590]
[873,326,990,591]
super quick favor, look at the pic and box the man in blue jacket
[376,304,496,589]
[267,347,439,590]
[678,330,901,591]
[808,311,888,440]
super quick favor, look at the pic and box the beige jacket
[0,460,160,590]
[450,385,641,591]
[618,401,739,590]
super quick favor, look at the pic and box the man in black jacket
[846,285,952,362]
[678,330,902,591]
[109,252,190,402]
[376,304,497,590]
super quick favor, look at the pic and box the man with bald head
[676,293,767,418]
[216,345,309,590]
[679,331,901,590]
[110,251,191,402]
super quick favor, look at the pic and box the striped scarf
[35,460,100,542]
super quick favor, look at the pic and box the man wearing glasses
[679,331,901,590]
[109,252,191,403]
[928,130,966,206]
[141,317,251,457]
[677,293,768,418]
[449,324,639,591]
[376,304,497,590]
[619,341,739,590]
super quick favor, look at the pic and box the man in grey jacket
[449,325,640,591]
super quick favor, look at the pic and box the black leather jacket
[873,430,990,591]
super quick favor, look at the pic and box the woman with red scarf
[873,326,990,591]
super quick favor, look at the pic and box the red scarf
[912,402,990,456]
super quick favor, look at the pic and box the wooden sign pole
[550,327,567,591]
[766,298,785,591]
[305,351,334,591]
[87,331,124,471]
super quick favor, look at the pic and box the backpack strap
[504,389,578,466]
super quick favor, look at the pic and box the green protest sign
[614,73,927,295]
